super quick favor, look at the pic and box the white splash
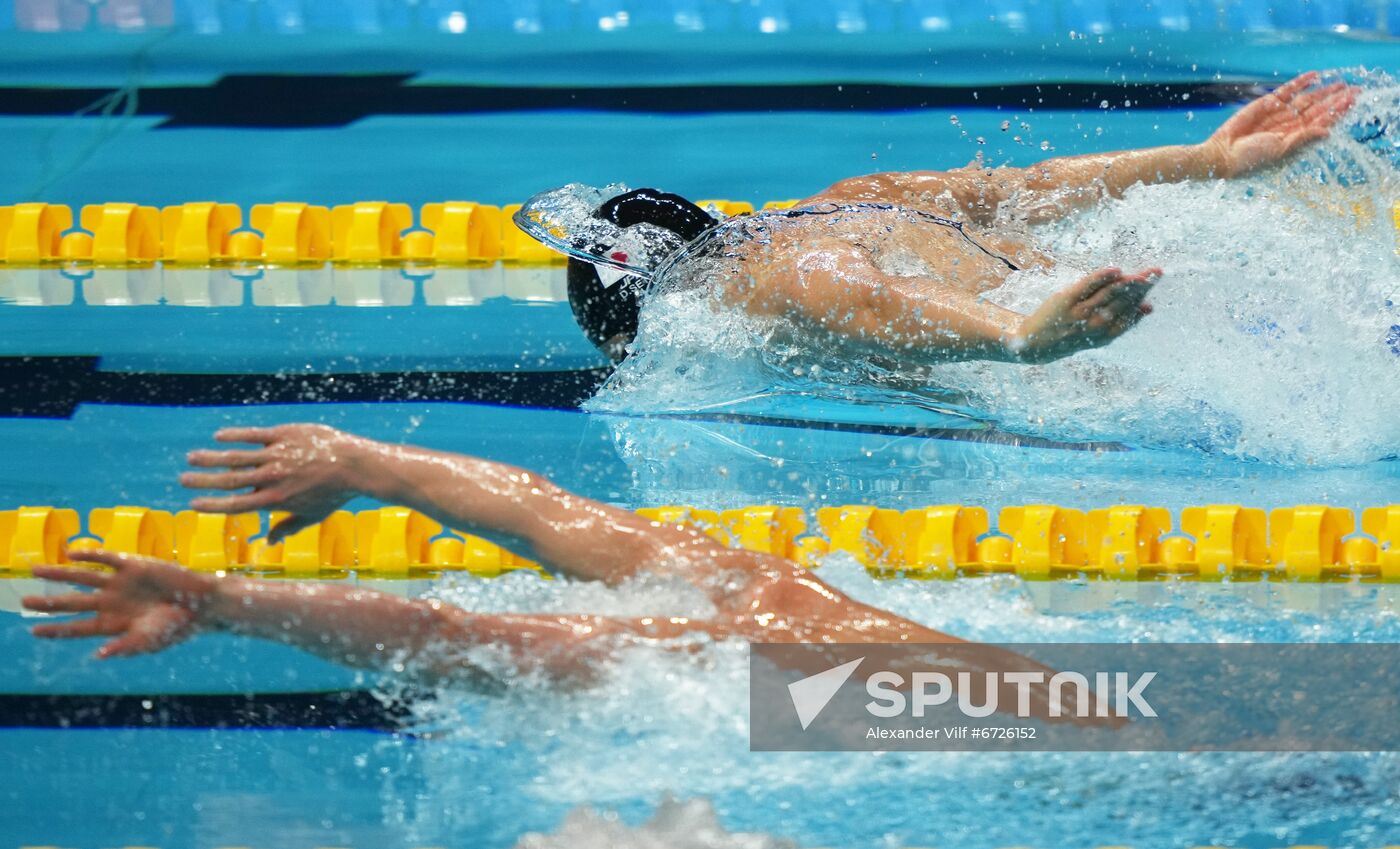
[404,560,1400,813]
[512,797,796,849]
[592,68,1400,465]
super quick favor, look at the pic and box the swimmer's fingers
[98,614,189,659]
[1269,71,1321,104]
[21,591,99,615]
[186,448,268,470]
[1104,279,1155,318]
[1291,81,1345,114]
[179,468,274,492]
[31,563,110,588]
[1077,270,1158,322]
[1064,267,1126,304]
[66,548,145,573]
[1106,301,1153,338]
[213,426,286,446]
[1294,85,1354,127]
[31,617,122,641]
[1310,86,1357,126]
[1085,285,1154,335]
[189,491,282,515]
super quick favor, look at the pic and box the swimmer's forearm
[202,575,462,671]
[200,575,601,683]
[344,439,557,560]
[874,290,1030,364]
[1024,142,1227,202]
[342,438,680,582]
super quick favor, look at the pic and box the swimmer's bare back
[725,71,1354,366]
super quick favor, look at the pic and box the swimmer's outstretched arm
[1002,72,1355,222]
[23,548,627,684]
[820,72,1355,225]
[181,424,731,586]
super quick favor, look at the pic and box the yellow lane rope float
[0,197,1390,268]
[0,199,802,269]
[2,503,1398,582]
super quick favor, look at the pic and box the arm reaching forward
[1004,72,1356,223]
[24,549,627,684]
[180,424,733,585]
[816,72,1356,226]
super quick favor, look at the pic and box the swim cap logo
[787,657,864,730]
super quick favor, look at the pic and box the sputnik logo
[787,657,864,730]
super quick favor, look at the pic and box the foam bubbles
[396,565,1400,846]
[513,797,796,849]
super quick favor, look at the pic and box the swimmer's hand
[23,549,215,658]
[183,424,370,544]
[1009,267,1159,364]
[1205,71,1357,178]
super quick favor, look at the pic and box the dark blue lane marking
[0,356,613,418]
[0,75,1257,128]
[646,410,1129,452]
[0,690,419,732]
[1,355,1124,450]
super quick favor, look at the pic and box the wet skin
[24,424,1096,719]
[712,72,1355,366]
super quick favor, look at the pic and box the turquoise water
[2,20,1400,849]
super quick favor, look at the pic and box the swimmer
[21,424,1086,718]
[545,71,1355,364]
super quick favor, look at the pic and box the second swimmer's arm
[24,550,617,685]
[182,425,723,586]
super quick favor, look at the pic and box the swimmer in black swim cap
[521,72,1355,367]
[565,188,715,361]
[514,183,718,362]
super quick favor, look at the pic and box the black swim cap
[567,188,714,361]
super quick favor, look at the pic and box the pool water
[2,13,1400,849]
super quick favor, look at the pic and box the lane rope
[3,502,1398,582]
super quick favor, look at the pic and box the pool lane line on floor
[0,356,613,418]
[0,77,1256,128]
[654,411,1127,452]
[0,355,1125,451]
[0,689,418,731]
